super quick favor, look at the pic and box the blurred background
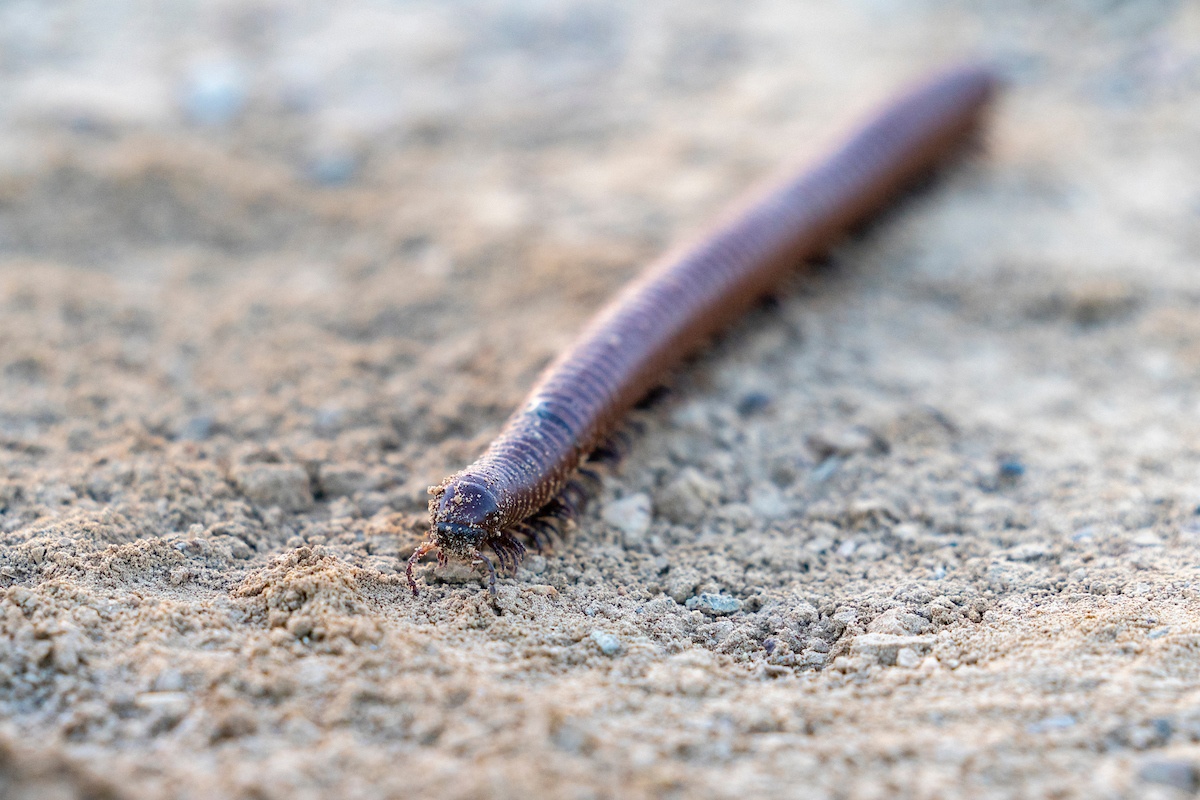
[4,1,1197,459]
[2,1,1196,268]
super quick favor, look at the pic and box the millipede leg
[499,540,517,572]
[476,552,497,594]
[406,541,437,597]
[588,428,636,466]
[540,498,572,525]
[515,523,541,553]
[575,466,604,493]
[506,535,526,566]
[491,542,510,572]
[490,533,527,575]
[517,521,554,554]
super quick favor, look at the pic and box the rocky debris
[1109,718,1173,750]
[747,483,789,520]
[656,468,721,525]
[134,691,191,720]
[850,634,936,667]
[685,593,743,617]
[1026,715,1077,734]
[180,55,247,126]
[664,570,701,604]
[234,548,379,646]
[867,608,931,636]
[1137,759,1199,791]
[318,464,386,498]
[735,391,772,417]
[1027,279,1141,328]
[590,630,622,656]
[1003,543,1052,562]
[232,465,313,512]
[602,494,653,542]
[805,426,888,460]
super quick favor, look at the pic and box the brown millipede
[407,62,1000,595]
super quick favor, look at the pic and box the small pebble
[179,415,215,441]
[134,691,191,717]
[1131,531,1163,547]
[803,651,828,667]
[51,632,83,673]
[1067,280,1139,327]
[602,493,653,540]
[833,609,858,626]
[850,633,935,666]
[306,144,359,187]
[685,593,743,617]
[657,468,720,525]
[808,458,840,483]
[590,630,622,656]
[806,426,882,460]
[66,427,93,452]
[181,56,247,126]
[735,391,772,417]
[223,537,251,560]
[665,572,699,604]
[319,464,384,498]
[868,609,931,636]
[998,459,1025,479]
[748,483,789,520]
[314,406,345,436]
[1006,543,1049,562]
[152,669,185,693]
[716,503,756,530]
[1115,718,1173,750]
[895,647,922,669]
[522,554,547,575]
[232,464,313,512]
[1025,714,1076,734]
[805,535,834,554]
[1138,759,1199,791]
[854,542,887,561]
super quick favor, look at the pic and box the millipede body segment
[407,62,1000,595]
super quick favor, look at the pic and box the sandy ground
[3,2,1200,798]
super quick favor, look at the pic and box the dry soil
[3,2,1200,799]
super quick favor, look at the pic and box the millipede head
[405,528,497,596]
[434,521,491,558]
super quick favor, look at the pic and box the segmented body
[408,63,999,595]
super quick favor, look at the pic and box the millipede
[407,62,1000,596]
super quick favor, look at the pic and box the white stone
[602,493,652,540]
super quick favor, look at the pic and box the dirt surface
[3,2,1200,798]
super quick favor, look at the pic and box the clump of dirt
[235,546,382,647]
